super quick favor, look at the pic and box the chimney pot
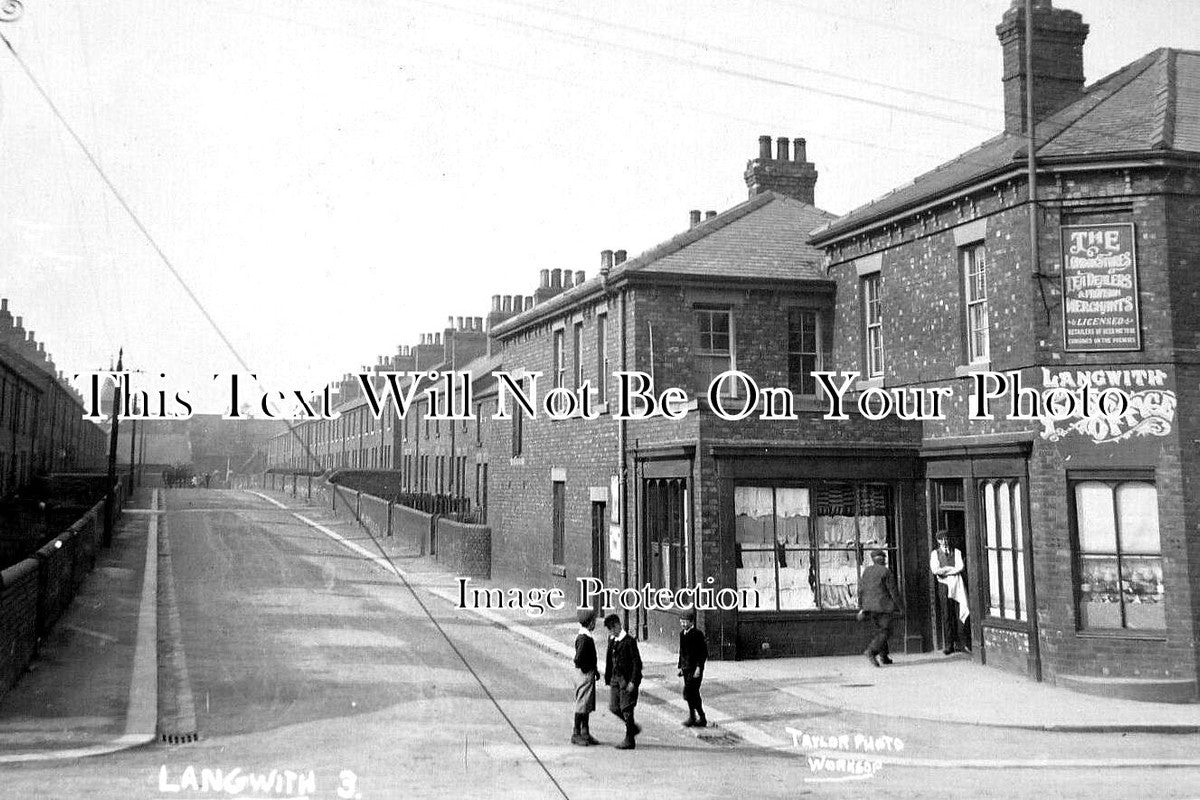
[456,316,464,329]
[794,137,807,162]
[758,134,772,160]
[491,294,502,312]
[475,316,483,330]
[551,269,562,288]
[776,136,790,161]
[503,295,513,312]
[540,268,550,288]
[525,297,534,311]
[615,249,627,265]
[562,271,573,289]
[575,270,585,285]
[601,250,614,272]
[705,210,717,220]
[689,209,702,228]
[1,299,6,311]
[514,294,525,312]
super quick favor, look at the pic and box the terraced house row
[0,299,107,497]
[268,0,1200,703]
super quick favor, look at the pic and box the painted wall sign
[1038,367,1174,444]
[1060,223,1141,352]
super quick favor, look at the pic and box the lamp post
[102,349,122,547]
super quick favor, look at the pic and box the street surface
[2,488,1199,799]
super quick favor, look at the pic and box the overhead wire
[0,27,569,796]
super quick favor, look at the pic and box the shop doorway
[931,479,971,654]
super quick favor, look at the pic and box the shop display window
[734,483,895,612]
[980,479,1027,621]
[1072,479,1165,631]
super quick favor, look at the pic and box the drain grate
[696,728,742,747]
[160,731,200,745]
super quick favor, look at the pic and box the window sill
[855,377,884,391]
[1075,629,1168,642]
[733,609,860,621]
[981,616,1031,631]
[551,564,567,578]
[954,360,992,378]
[510,457,526,466]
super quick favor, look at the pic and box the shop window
[646,478,688,591]
[734,483,895,612]
[695,307,737,396]
[552,480,566,566]
[980,479,1027,621]
[861,274,883,378]
[1072,479,1164,630]
[962,243,989,363]
[786,308,822,395]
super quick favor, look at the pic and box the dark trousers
[609,683,638,739]
[939,591,968,650]
[682,673,705,720]
[865,612,893,656]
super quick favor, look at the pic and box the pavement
[247,487,1200,738]
[2,481,1199,775]
[0,488,159,762]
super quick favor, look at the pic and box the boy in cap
[571,607,601,745]
[677,607,708,727]
[603,613,643,750]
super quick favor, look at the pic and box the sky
[0,0,1196,413]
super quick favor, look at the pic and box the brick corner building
[809,0,1200,701]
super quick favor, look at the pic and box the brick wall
[821,164,1200,688]
[435,518,491,578]
[0,557,39,692]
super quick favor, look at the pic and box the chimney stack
[997,0,1089,134]
[705,210,717,220]
[614,249,627,265]
[574,270,585,286]
[689,209,702,228]
[744,134,818,205]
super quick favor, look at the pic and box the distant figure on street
[204,472,212,489]
[603,613,643,750]
[571,608,601,746]
[857,549,903,667]
[677,607,707,728]
[930,530,971,654]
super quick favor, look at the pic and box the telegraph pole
[102,349,122,546]
[128,395,138,495]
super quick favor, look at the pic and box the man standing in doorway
[857,549,903,667]
[930,530,971,654]
[603,613,643,750]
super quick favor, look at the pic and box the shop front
[922,438,1041,679]
[709,446,923,660]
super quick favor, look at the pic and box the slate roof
[492,191,835,336]
[810,48,1200,244]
